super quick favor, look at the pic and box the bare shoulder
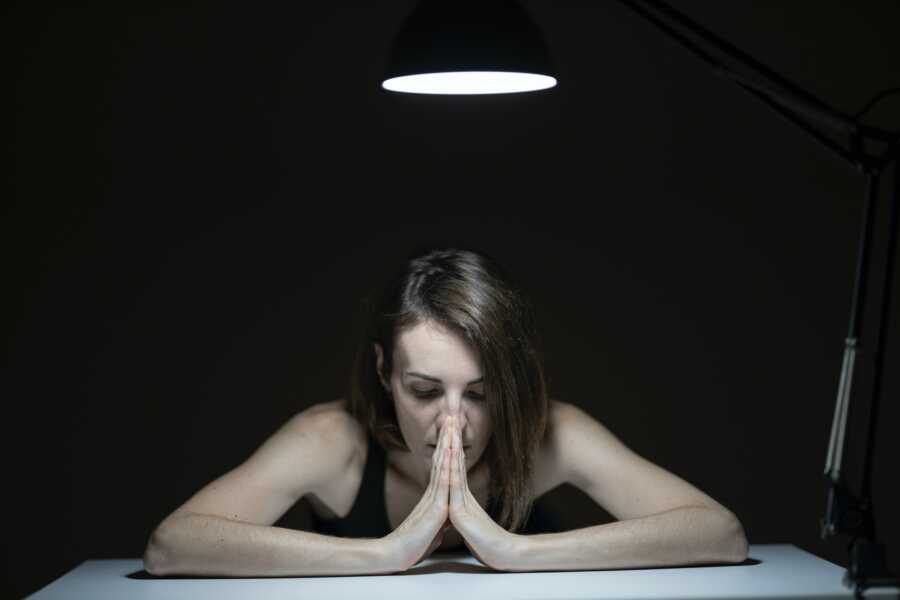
[158,398,363,528]
[530,398,581,496]
[548,397,590,424]
[536,398,621,489]
[258,397,365,494]
[294,397,365,464]
[547,398,617,443]
[543,398,731,520]
[544,397,589,444]
[293,398,370,516]
[545,397,625,460]
[276,397,369,503]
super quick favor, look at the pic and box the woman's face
[374,320,492,472]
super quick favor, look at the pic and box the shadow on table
[590,557,762,572]
[127,556,760,580]
[402,561,496,575]
[399,556,763,575]
[128,570,403,580]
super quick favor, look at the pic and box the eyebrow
[404,371,484,385]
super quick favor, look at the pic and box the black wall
[8,2,899,598]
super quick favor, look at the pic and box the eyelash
[413,389,485,401]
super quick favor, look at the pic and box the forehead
[394,321,482,380]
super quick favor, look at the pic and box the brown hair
[347,245,550,533]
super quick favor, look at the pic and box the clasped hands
[386,414,520,572]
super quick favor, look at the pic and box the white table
[25,544,900,599]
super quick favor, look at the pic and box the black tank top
[309,430,561,538]
[310,430,392,538]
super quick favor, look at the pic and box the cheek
[395,396,430,433]
[470,409,492,443]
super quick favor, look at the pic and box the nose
[442,391,470,418]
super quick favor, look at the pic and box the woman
[142,246,749,576]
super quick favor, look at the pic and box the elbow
[144,512,196,576]
[143,523,175,576]
[719,510,749,564]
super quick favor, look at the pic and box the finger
[457,425,469,497]
[436,416,449,455]
[439,437,451,505]
[436,417,451,470]
[444,417,455,491]
[440,419,456,488]
[450,427,462,508]
[428,440,441,490]
[428,418,450,496]
[431,416,452,472]
[439,414,451,451]
[427,422,448,507]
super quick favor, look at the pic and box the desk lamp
[380,1,899,597]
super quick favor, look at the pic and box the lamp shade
[382,0,557,95]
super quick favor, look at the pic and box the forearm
[508,506,748,572]
[144,513,396,577]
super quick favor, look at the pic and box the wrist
[374,533,406,574]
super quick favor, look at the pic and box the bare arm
[143,403,400,576]
[144,512,398,577]
[503,401,748,571]
[506,505,747,572]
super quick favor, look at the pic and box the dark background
[8,1,899,598]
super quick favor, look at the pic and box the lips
[429,444,470,449]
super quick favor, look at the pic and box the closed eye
[413,389,485,401]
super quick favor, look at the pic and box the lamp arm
[615,0,897,172]
[611,1,900,594]
[619,0,842,118]
[824,149,900,598]
[711,69,861,168]
[863,147,899,512]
